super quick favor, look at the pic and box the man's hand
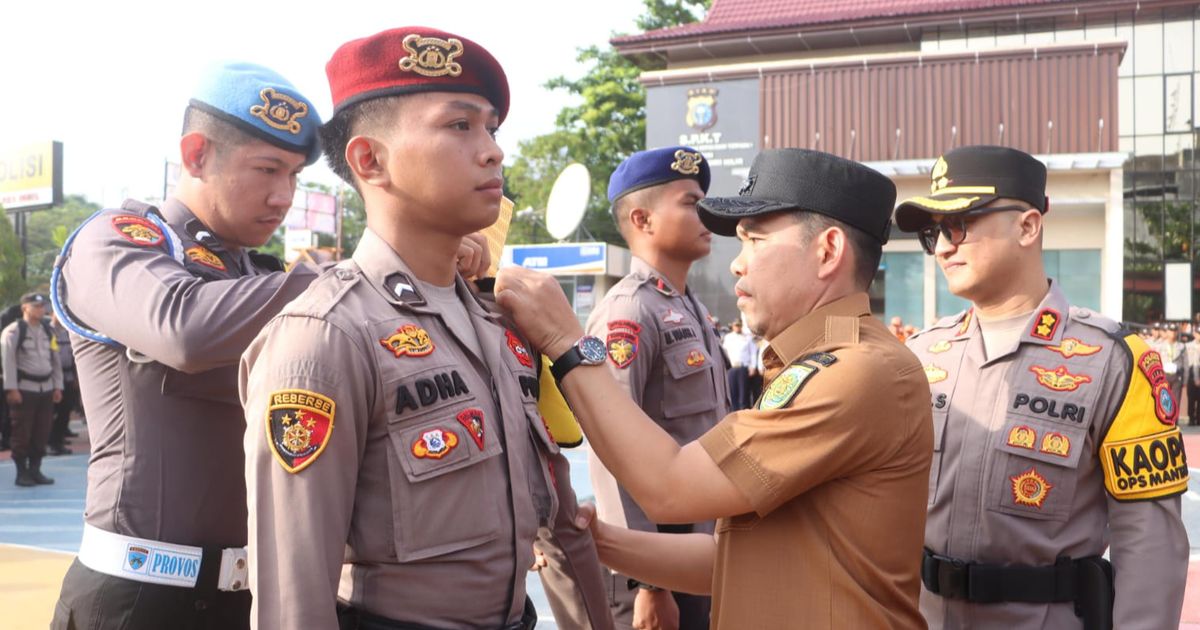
[52,389,62,404]
[495,266,583,359]
[633,587,680,630]
[6,390,21,406]
[529,547,548,572]
[456,233,491,280]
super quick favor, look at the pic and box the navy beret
[607,146,711,204]
[189,62,323,165]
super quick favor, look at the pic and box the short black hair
[319,96,408,191]
[793,212,882,290]
[181,106,257,159]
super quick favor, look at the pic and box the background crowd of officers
[5,21,1187,630]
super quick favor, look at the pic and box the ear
[814,226,848,281]
[629,207,652,234]
[179,132,211,177]
[346,135,390,188]
[1016,208,1043,247]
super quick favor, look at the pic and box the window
[881,252,925,328]
[1043,250,1102,311]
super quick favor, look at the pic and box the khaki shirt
[698,293,931,630]
[241,229,602,629]
[59,198,318,547]
[2,319,63,392]
[585,256,730,534]
[909,281,1188,629]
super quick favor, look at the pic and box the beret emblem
[249,88,309,135]
[399,33,464,78]
[670,149,703,176]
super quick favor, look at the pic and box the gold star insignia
[281,413,293,425]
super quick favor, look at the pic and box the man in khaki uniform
[3,292,63,486]
[896,145,1188,629]
[496,149,932,630]
[49,62,326,630]
[586,146,730,629]
[241,27,608,630]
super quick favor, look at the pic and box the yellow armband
[538,355,583,448]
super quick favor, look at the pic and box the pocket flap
[995,419,1087,469]
[392,410,502,482]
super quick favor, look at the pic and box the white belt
[77,523,248,591]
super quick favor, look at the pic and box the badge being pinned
[505,330,534,368]
[412,428,459,459]
[1046,338,1102,359]
[266,389,335,473]
[380,324,435,358]
[186,246,226,271]
[1010,467,1052,508]
[456,408,485,450]
[111,215,165,247]
[1029,365,1092,392]
[1138,351,1179,426]
[759,364,816,410]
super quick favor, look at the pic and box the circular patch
[1010,467,1052,508]
[111,215,165,247]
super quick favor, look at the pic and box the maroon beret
[326,26,510,122]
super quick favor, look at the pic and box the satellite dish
[545,163,590,241]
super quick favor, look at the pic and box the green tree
[505,0,710,246]
[0,205,27,306]
[25,195,101,290]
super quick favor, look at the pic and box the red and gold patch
[1029,365,1092,392]
[412,428,459,459]
[924,364,948,384]
[505,330,533,368]
[111,215,165,247]
[1010,467,1052,508]
[607,320,641,369]
[1030,308,1062,341]
[185,246,226,271]
[928,340,952,354]
[1006,425,1036,450]
[1137,350,1179,426]
[685,350,706,367]
[265,389,335,473]
[380,324,434,358]
[456,408,485,450]
[1046,337,1102,359]
[1040,431,1071,457]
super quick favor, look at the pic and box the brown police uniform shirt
[909,281,1188,629]
[241,228,603,629]
[584,256,730,535]
[698,293,931,630]
[59,198,318,548]
[2,319,63,393]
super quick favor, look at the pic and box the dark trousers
[726,366,750,411]
[1188,380,1200,425]
[49,379,79,446]
[10,389,54,461]
[747,372,763,407]
[0,396,9,446]
[53,559,251,630]
[604,567,710,630]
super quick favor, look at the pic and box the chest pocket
[986,418,1089,522]
[661,343,717,419]
[384,363,506,561]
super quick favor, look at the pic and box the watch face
[578,336,607,364]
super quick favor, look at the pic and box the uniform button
[235,558,246,570]
[1076,311,1089,319]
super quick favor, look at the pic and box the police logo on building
[685,87,718,131]
[249,88,309,135]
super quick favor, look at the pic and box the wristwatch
[627,578,663,592]
[550,335,607,383]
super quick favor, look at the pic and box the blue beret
[189,62,322,165]
[607,146,711,204]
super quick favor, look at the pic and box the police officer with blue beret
[583,146,730,630]
[48,62,327,630]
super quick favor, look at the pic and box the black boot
[28,457,54,485]
[14,457,35,487]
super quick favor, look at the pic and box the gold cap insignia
[930,156,950,193]
[249,88,309,135]
[399,34,464,78]
[1040,432,1071,457]
[670,149,703,176]
[1006,425,1036,450]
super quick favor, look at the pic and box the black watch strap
[550,346,583,383]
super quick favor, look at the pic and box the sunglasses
[916,205,1030,255]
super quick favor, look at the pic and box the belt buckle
[935,554,970,600]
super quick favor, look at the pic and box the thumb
[494,287,521,314]
[574,502,596,530]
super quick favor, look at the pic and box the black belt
[17,370,52,383]
[337,596,536,630]
[922,548,1091,603]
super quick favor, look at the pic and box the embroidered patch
[652,278,676,297]
[1046,338,1102,359]
[956,309,973,336]
[759,365,816,410]
[456,408,485,450]
[380,324,435,358]
[803,352,838,367]
[399,33,464,77]
[928,340,952,354]
[249,87,309,134]
[608,320,642,333]
[185,246,225,271]
[412,428,459,459]
[685,350,706,367]
[670,149,703,176]
[384,272,425,306]
[111,215,165,247]
[1030,308,1062,341]
[266,389,335,474]
[1011,467,1052,508]
[607,332,638,369]
[1040,431,1071,457]
[924,364,948,384]
[1137,350,1179,426]
[661,310,684,324]
[505,330,534,368]
[1100,429,1188,500]
[1006,425,1036,450]
[1029,365,1092,392]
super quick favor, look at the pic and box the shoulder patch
[1099,333,1189,501]
[759,364,817,410]
[802,352,838,367]
[266,389,335,473]
[185,246,226,271]
[111,215,165,247]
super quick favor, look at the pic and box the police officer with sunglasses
[896,145,1188,630]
